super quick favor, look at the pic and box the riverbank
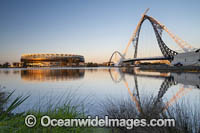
[0,89,110,133]
[138,65,200,72]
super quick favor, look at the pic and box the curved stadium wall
[21,54,85,67]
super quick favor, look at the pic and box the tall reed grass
[100,95,200,133]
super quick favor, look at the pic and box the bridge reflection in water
[109,68,199,111]
[107,68,200,132]
[21,69,85,82]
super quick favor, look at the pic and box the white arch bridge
[109,9,200,66]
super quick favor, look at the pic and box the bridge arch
[109,13,184,66]
[132,15,178,60]
[108,51,125,66]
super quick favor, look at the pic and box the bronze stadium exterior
[21,54,85,67]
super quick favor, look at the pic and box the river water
[0,67,199,120]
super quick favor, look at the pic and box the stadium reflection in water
[21,69,85,82]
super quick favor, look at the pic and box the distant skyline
[0,0,200,63]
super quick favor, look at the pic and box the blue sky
[0,0,200,63]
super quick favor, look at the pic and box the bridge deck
[123,56,171,63]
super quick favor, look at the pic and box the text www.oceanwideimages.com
[25,115,175,129]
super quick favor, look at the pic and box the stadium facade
[21,54,85,67]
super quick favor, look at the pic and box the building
[171,49,200,66]
[21,54,85,67]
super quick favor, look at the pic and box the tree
[86,62,98,67]
[2,62,11,68]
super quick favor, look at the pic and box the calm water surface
[0,67,200,116]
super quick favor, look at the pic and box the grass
[0,105,87,132]
[0,87,94,133]
[100,95,200,133]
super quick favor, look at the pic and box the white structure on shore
[171,49,200,66]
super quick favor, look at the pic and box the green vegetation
[2,62,11,68]
[101,96,200,133]
[0,62,11,68]
[86,62,99,67]
[0,87,93,133]
[0,105,88,132]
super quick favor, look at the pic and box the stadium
[21,54,85,67]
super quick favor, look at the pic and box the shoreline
[138,65,200,72]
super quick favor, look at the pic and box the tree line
[0,62,11,68]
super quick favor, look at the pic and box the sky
[0,0,200,63]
